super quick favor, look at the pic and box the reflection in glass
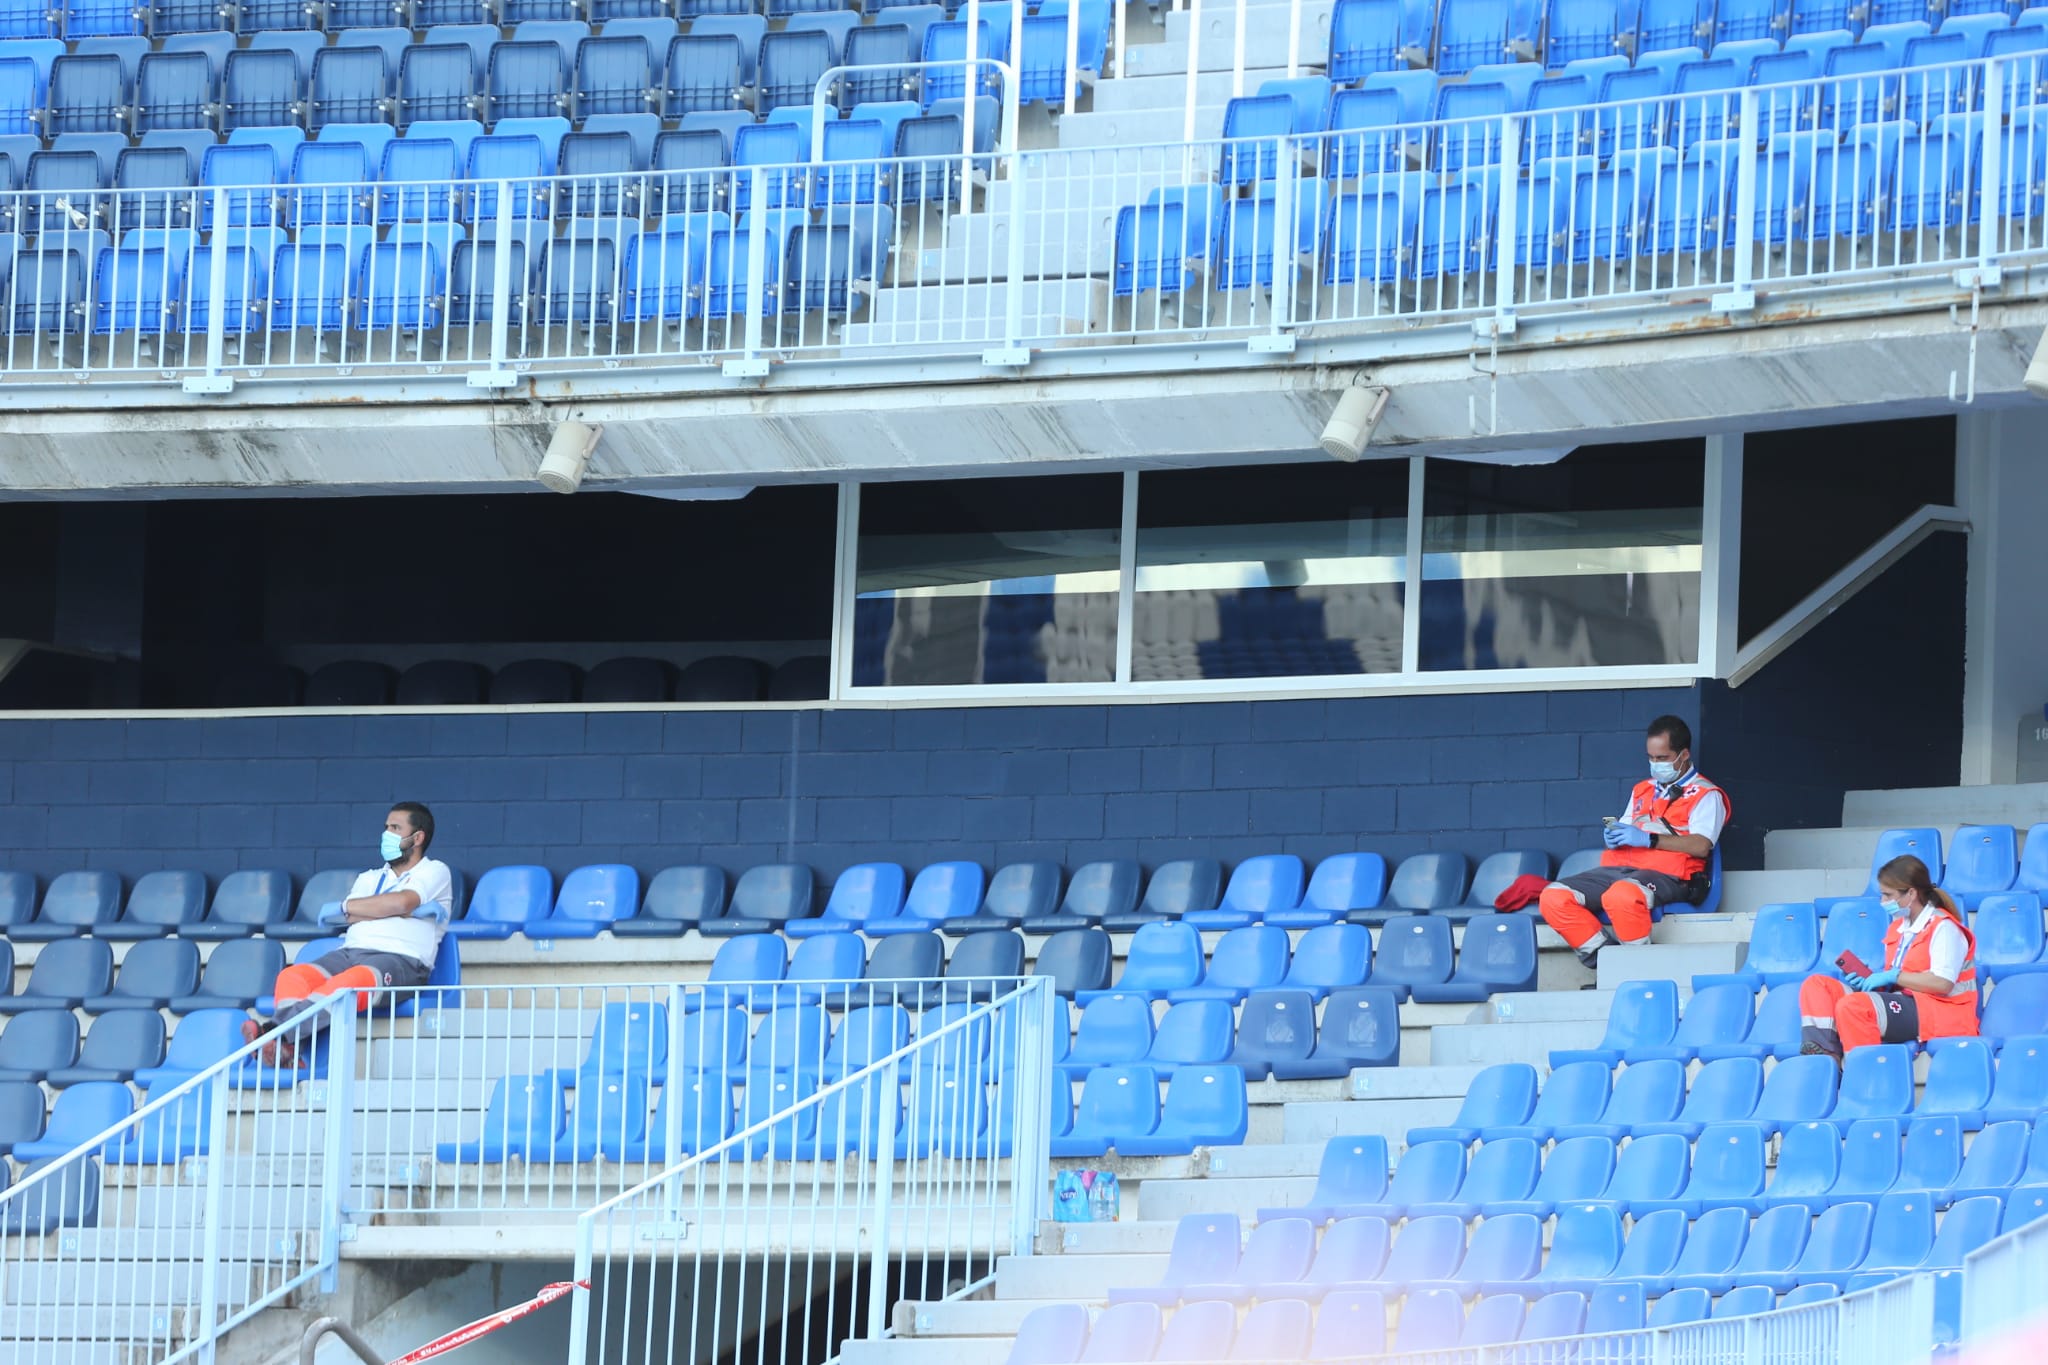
[1134,464,1408,681]
[1420,447,1703,671]
[853,477,1120,686]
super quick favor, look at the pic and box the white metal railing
[5,52,2043,398]
[0,992,354,1365]
[1961,1194,2048,1343]
[564,975,1057,1365]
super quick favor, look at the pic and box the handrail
[299,1316,386,1365]
[1727,503,1970,686]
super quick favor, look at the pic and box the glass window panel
[1133,463,1409,681]
[853,475,1120,687]
[1420,444,1703,671]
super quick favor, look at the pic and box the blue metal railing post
[320,993,357,1295]
[1716,87,1760,312]
[196,1072,231,1365]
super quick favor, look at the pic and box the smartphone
[1601,816,1619,827]
[1836,949,1873,979]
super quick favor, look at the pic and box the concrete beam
[0,301,2041,499]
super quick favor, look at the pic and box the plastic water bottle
[1090,1176,1117,1223]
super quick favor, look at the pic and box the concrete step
[1766,826,1894,873]
[917,204,1123,285]
[901,1298,1070,1337]
[1136,1173,1312,1221]
[995,1251,1166,1300]
[0,1305,191,1343]
[1426,1018,1607,1070]
[1134,4,1336,73]
[1597,941,1745,992]
[1055,103,1229,148]
[1480,990,1617,1025]
[2,1259,258,1310]
[1842,782,2048,829]
[1203,1140,1326,1178]
[1048,1219,1180,1253]
[117,1184,322,1230]
[1090,67,1299,111]
[365,1033,588,1082]
[847,277,1108,345]
[984,154,1199,217]
[1346,1064,1486,1099]
[1278,1096,1461,1148]
[1720,869,1867,915]
[57,1226,302,1262]
[842,1340,1014,1365]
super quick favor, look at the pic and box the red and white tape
[385,1280,587,1364]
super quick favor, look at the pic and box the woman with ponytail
[1799,854,1979,1060]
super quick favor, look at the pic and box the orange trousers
[1539,878,1653,950]
[274,962,384,1011]
[1798,975,1894,1052]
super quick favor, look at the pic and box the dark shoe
[243,1017,299,1069]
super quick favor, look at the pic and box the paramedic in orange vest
[1539,715,1730,972]
[1798,854,1979,1060]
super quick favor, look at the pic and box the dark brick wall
[0,689,1704,897]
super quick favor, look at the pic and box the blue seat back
[1304,853,1388,913]
[729,863,815,923]
[124,870,207,932]
[903,861,984,923]
[1468,850,1549,907]
[1220,855,1305,915]
[1864,828,1944,891]
[1140,859,1222,917]
[822,862,907,926]
[1149,1000,1235,1066]
[465,865,553,928]
[39,870,122,932]
[640,866,726,927]
[553,864,640,926]
[1062,860,1140,919]
[1388,853,1467,910]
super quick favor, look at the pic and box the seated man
[243,801,453,1067]
[1540,715,1730,972]
[1799,854,1978,1060]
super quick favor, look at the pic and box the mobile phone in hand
[1601,816,1619,827]
[1836,949,1873,978]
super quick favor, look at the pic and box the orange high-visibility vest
[1883,906,1980,1038]
[1601,774,1732,880]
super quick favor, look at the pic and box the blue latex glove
[1862,968,1901,992]
[1604,823,1652,850]
[1842,972,1867,991]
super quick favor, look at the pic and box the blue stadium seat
[1979,975,2048,1049]
[779,933,867,1009]
[1941,1118,2029,1204]
[529,864,641,940]
[82,938,200,1015]
[1413,913,1539,1002]
[88,869,205,941]
[1696,904,1821,991]
[0,1080,46,1159]
[219,48,301,133]
[1916,1037,1994,1128]
[0,939,114,1014]
[938,929,1024,1003]
[864,861,984,936]
[116,1082,213,1164]
[0,875,30,934]
[1582,1281,1647,1332]
[1647,1287,1712,1326]
[1023,860,1139,934]
[1752,1200,1874,1293]
[819,1004,911,1083]
[1168,925,1290,1004]
[1260,1134,1390,1223]
[437,1073,568,1163]
[1058,994,1153,1086]
[1008,1304,1088,1365]
[1114,1211,1236,1309]
[1461,851,1550,913]
[1032,928,1111,997]
[1592,1205,1689,1293]
[672,1003,748,1079]
[1147,1000,1235,1071]
[447,865,552,941]
[1184,855,1305,930]
[1052,1064,1160,1158]
[944,860,1061,936]
[1525,1201,1624,1292]
[757,26,832,113]
[663,33,744,114]
[1275,923,1371,1000]
[13,1082,132,1163]
[1078,921,1205,1004]
[562,1000,669,1091]
[1633,1123,1766,1217]
[1673,1204,1804,1292]
[1940,825,2018,908]
[1266,1220,1388,1307]
[1710,1284,1778,1319]
[1435,0,1514,73]
[1329,0,1407,78]
[1409,1137,1541,1221]
[169,938,282,1013]
[47,53,125,134]
[1974,895,2048,980]
[1117,1065,1247,1155]
[13,870,121,941]
[611,866,725,938]
[181,869,290,942]
[1520,1290,1588,1341]
[1724,1052,1839,1138]
[1579,1131,1690,1218]
[1383,852,1469,913]
[1149,1301,1237,1361]
[1218,93,1298,188]
[1268,853,1387,929]
[1760,1120,1843,1211]
[1351,1139,1466,1219]
[1983,1035,2048,1122]
[1864,1192,1999,1285]
[1823,1116,1903,1204]
[1379,1215,1474,1294]
[832,931,943,1010]
[698,863,815,937]
[1363,915,1455,1001]
[839,24,915,108]
[784,863,907,938]
[1830,1044,1914,1128]
[1551,979,1680,1067]
[49,1009,165,1085]
[1635,1056,1764,1141]
[1408,1061,1538,1145]
[1230,989,1318,1081]
[1815,830,1944,918]
[398,45,475,127]
[1278,985,1400,1078]
[0,1010,78,1083]
[1895,1114,1965,1197]
[748,1003,831,1080]
[1102,859,1222,931]
[486,39,569,122]
[1484,1060,1610,1143]
[307,47,385,131]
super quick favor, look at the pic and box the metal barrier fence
[0,993,354,1365]
[1961,1193,2048,1344]
[3,51,2042,395]
[564,975,1057,1365]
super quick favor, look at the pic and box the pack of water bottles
[1053,1169,1120,1223]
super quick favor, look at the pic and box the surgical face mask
[380,830,409,863]
[1648,759,1682,786]
[1881,895,1910,919]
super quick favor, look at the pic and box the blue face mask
[1881,896,1909,919]
[380,830,408,863]
[1649,759,1682,786]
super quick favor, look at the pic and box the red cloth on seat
[1495,874,1549,912]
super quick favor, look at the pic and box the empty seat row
[1820,822,2048,911]
[1708,893,2048,991]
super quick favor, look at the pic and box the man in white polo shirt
[243,801,454,1067]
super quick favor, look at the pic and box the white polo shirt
[1893,903,1969,982]
[338,857,454,968]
